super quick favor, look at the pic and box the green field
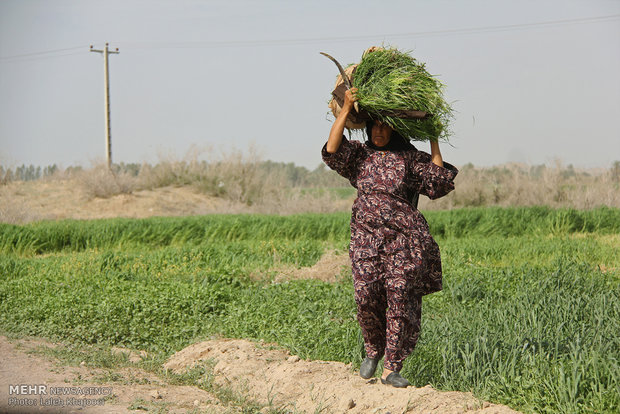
[1,207,619,413]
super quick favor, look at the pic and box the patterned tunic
[322,137,458,372]
[322,137,458,295]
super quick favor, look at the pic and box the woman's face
[371,121,393,148]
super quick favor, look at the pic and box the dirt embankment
[0,180,234,223]
[165,338,521,414]
[0,179,353,224]
[1,335,520,414]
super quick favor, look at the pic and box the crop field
[0,207,619,413]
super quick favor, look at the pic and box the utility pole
[90,43,119,170]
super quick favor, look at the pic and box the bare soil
[269,250,351,284]
[165,339,520,414]
[0,335,228,414]
[0,180,234,223]
[1,334,520,414]
[0,179,353,224]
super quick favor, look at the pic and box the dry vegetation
[419,160,620,211]
[1,151,618,224]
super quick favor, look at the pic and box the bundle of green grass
[352,47,453,142]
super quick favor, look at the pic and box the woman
[322,88,458,388]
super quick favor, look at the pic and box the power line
[394,13,620,38]
[120,14,620,50]
[0,45,89,61]
[1,13,618,61]
[0,50,86,64]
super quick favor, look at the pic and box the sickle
[320,52,352,89]
[320,52,359,112]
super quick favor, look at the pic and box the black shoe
[380,372,410,388]
[359,357,380,379]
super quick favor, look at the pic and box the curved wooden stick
[320,52,359,113]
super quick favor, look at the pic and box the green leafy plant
[352,47,453,142]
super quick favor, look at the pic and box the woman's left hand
[430,140,444,167]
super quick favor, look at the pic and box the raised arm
[430,140,444,167]
[326,88,358,153]
[409,137,458,200]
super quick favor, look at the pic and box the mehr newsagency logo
[8,384,112,408]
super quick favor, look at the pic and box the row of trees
[3,160,620,186]
[1,164,64,183]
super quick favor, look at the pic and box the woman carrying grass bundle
[322,87,457,388]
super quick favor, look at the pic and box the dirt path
[1,335,520,414]
[0,336,231,414]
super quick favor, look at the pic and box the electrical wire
[1,14,618,61]
[119,14,620,49]
[0,45,88,59]
[0,50,87,63]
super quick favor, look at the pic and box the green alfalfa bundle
[352,47,453,142]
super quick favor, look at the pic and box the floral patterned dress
[322,137,457,372]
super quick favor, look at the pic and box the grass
[1,207,617,255]
[1,207,619,413]
[418,254,619,413]
[352,47,453,142]
[0,213,350,255]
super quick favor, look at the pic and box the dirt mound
[164,338,521,414]
[0,180,230,223]
[0,179,354,224]
[271,250,351,283]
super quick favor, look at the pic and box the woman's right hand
[343,87,358,112]
[327,87,358,154]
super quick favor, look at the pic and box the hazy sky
[1,0,619,170]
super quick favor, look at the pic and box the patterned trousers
[353,273,423,372]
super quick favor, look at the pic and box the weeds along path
[164,338,520,414]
